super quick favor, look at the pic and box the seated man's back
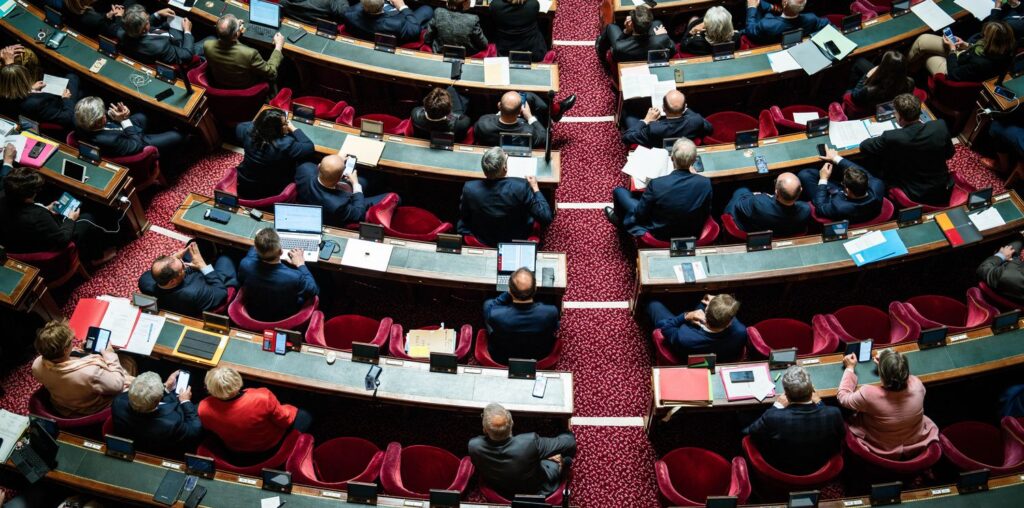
[202,14,285,89]
[458,147,553,246]
[111,371,203,453]
[238,229,320,321]
[742,0,828,45]
[280,0,346,25]
[648,295,747,363]
[724,172,810,235]
[483,268,560,364]
[626,169,712,240]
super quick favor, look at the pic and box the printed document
[911,0,955,30]
[41,74,69,96]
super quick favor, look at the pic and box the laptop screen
[274,204,322,234]
[250,0,280,27]
[497,242,537,274]
[500,133,532,153]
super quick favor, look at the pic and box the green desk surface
[1001,75,1024,97]
[42,148,118,195]
[0,264,26,296]
[4,4,195,110]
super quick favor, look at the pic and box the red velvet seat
[850,0,882,19]
[541,50,558,64]
[741,436,843,500]
[655,447,751,506]
[810,198,895,228]
[269,88,356,126]
[635,216,720,249]
[652,328,684,366]
[305,312,392,351]
[900,288,997,333]
[927,73,983,133]
[355,114,413,137]
[380,442,474,499]
[720,214,807,242]
[856,0,892,14]
[769,105,827,133]
[939,419,1024,474]
[748,318,836,358]
[28,387,110,432]
[473,329,563,369]
[977,282,1024,311]
[215,166,297,211]
[1004,416,1024,443]
[464,221,543,247]
[845,430,942,478]
[227,289,318,332]
[702,112,760,145]
[461,126,475,145]
[389,323,472,362]
[187,62,270,130]
[365,193,453,242]
[67,132,165,191]
[888,172,973,213]
[479,479,567,505]
[196,430,304,476]
[819,303,919,347]
[285,435,385,489]
[828,101,848,122]
[39,121,67,142]
[842,88,928,118]
[9,242,89,288]
[758,110,779,139]
[209,286,237,316]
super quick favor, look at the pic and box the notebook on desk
[172,326,228,366]
[657,368,712,406]
[405,328,456,358]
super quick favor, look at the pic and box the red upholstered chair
[380,442,474,499]
[285,435,384,489]
[635,216,720,249]
[823,303,919,346]
[748,318,836,358]
[810,198,895,228]
[850,0,882,19]
[388,323,473,362]
[479,478,568,506]
[187,62,270,130]
[769,105,827,133]
[461,126,475,145]
[1004,415,1024,443]
[655,447,751,506]
[269,88,356,126]
[102,415,113,436]
[196,430,304,476]
[542,50,558,64]
[652,329,683,366]
[977,282,1024,311]
[355,114,413,136]
[67,132,165,191]
[464,221,542,247]
[825,13,846,28]
[900,288,997,333]
[215,166,297,211]
[888,172,973,213]
[939,420,1024,474]
[845,431,942,478]
[703,112,760,145]
[473,329,563,369]
[741,436,843,500]
[758,110,779,139]
[828,101,848,122]
[305,313,392,351]
[9,242,89,288]
[227,289,318,332]
[39,121,67,141]
[400,30,428,50]
[720,214,807,242]
[927,74,983,132]
[365,193,453,241]
[469,44,499,59]
[856,0,891,14]
[209,286,237,316]
[738,35,756,50]
[28,387,110,431]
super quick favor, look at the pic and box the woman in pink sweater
[837,348,938,460]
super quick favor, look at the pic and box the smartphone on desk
[729,370,754,383]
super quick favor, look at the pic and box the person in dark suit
[489,0,547,61]
[679,6,742,56]
[424,0,488,55]
[236,108,315,200]
[120,5,204,66]
[0,65,79,129]
[483,268,560,364]
[237,228,320,322]
[798,151,885,224]
[742,0,828,46]
[723,172,810,235]
[647,294,747,362]
[295,154,395,227]
[981,118,1024,181]
[473,91,549,148]
[621,90,713,148]
[985,0,1024,40]
[909,21,1016,82]
[280,0,348,25]
[343,0,433,44]
[468,403,576,499]
[457,147,553,246]
[744,365,845,475]
[138,242,238,317]
[64,0,125,39]
[859,93,953,206]
[977,242,1024,302]
[595,4,672,68]
[605,138,712,240]
[73,96,186,160]
[410,86,472,141]
[111,371,203,454]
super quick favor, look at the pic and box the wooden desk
[0,2,219,148]
[637,191,1024,294]
[148,310,574,417]
[171,193,568,296]
[983,73,1024,112]
[0,259,60,321]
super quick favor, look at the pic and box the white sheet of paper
[97,295,140,348]
[828,119,872,149]
[650,80,677,109]
[622,146,672,187]
[123,313,165,356]
[1,135,27,161]
[844,230,886,256]
[969,206,1006,231]
[620,65,653,78]
[955,0,995,20]
[483,57,510,86]
[791,112,820,125]
[911,0,955,30]
[537,0,552,13]
[0,118,15,137]
[41,74,69,96]
[767,50,802,73]
[865,119,896,138]
[169,0,193,11]
[261,497,281,508]
[506,155,538,178]
[620,73,657,100]
[0,409,29,462]
[168,15,184,32]
[340,238,394,272]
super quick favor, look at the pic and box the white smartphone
[344,155,357,177]
[175,369,191,395]
[532,377,547,398]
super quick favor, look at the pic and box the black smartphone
[153,470,186,506]
[995,85,1017,101]
[154,88,174,102]
[450,59,463,80]
[816,143,827,157]
[824,40,840,55]
[287,31,307,44]
[729,370,754,383]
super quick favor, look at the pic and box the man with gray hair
[73,96,186,159]
[468,403,576,498]
[343,0,433,44]
[742,0,828,46]
[111,370,204,453]
[605,137,712,241]
[120,5,205,66]
[743,365,844,474]
[457,147,553,246]
[202,14,285,89]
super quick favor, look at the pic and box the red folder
[68,298,109,341]
[658,368,712,406]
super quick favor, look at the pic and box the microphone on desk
[545,89,554,163]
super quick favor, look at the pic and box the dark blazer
[121,20,196,66]
[848,75,915,110]
[473,115,547,148]
[238,247,319,321]
[294,162,370,226]
[679,31,742,55]
[489,0,547,61]
[70,7,123,39]
[744,403,846,475]
[945,44,1011,83]
[138,268,230,318]
[280,0,348,24]
[111,391,204,453]
[860,120,954,206]
[236,122,315,200]
[424,7,488,54]
[597,22,673,62]
[621,109,713,148]
[76,122,147,158]
[655,302,747,363]
[0,93,76,129]
[343,5,426,43]
[468,432,576,499]
[483,292,560,364]
[742,1,828,45]
[625,170,712,240]
[0,199,75,254]
[411,86,471,141]
[724,191,810,235]
[810,158,886,223]
[977,254,1024,302]
[985,6,1024,40]
[457,178,553,246]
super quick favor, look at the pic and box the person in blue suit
[605,137,712,240]
[295,154,395,227]
[723,172,810,236]
[111,371,203,454]
[647,294,747,362]
[742,0,828,46]
[621,90,713,149]
[237,228,320,322]
[457,147,554,246]
[343,0,433,44]
[483,268,560,364]
[797,150,886,224]
[236,108,315,200]
[138,242,238,318]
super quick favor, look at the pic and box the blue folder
[849,229,908,267]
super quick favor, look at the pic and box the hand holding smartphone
[175,369,191,395]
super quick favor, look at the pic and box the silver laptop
[244,0,280,44]
[500,132,532,158]
[496,242,537,291]
[274,203,322,262]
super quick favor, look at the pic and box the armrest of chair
[454,324,473,361]
[728,456,751,503]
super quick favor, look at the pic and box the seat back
[741,436,843,496]
[905,294,968,328]
[228,289,318,332]
[8,242,83,288]
[389,324,472,361]
[770,105,826,133]
[833,305,891,344]
[323,315,390,350]
[844,431,943,474]
[311,437,385,485]
[28,387,112,429]
[703,112,759,144]
[188,62,270,129]
[758,110,779,139]
[216,162,296,210]
[381,443,474,499]
[978,282,1024,311]
[652,328,682,366]
[940,422,1007,471]
[657,448,732,505]
[720,214,747,241]
[197,430,303,476]
[747,319,816,357]
[355,114,413,136]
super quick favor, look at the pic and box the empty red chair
[741,436,842,500]
[285,435,384,489]
[845,431,942,478]
[900,288,997,333]
[655,447,751,506]
[464,221,542,247]
[1004,415,1024,442]
[977,282,1024,311]
[769,105,827,133]
[269,88,356,126]
[850,0,882,19]
[720,214,807,242]
[748,318,835,358]
[187,62,270,130]
[305,313,392,351]
[380,442,474,499]
[810,198,895,228]
[818,303,919,347]
[67,132,165,191]
[652,329,684,366]
[927,73,983,133]
[635,216,720,249]
[473,329,563,369]
[9,242,89,288]
[215,166,297,211]
[758,110,779,139]
[196,430,304,476]
[365,193,453,242]
[703,112,759,145]
[28,387,110,431]
[939,420,1024,474]
[389,323,472,362]
[855,0,891,14]
[888,172,973,213]
[227,289,318,332]
[355,114,413,137]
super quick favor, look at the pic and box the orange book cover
[659,368,712,405]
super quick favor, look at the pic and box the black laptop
[10,421,59,483]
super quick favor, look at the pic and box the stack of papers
[935,208,983,247]
[673,261,707,283]
[405,328,456,357]
[483,57,510,86]
[912,0,955,30]
[41,74,69,96]
[768,50,801,73]
[658,368,712,406]
[792,112,820,125]
[720,364,776,402]
[955,0,995,20]
[787,40,833,75]
[622,146,672,188]
[969,206,1006,231]
[843,230,908,266]
[340,135,385,167]
[168,15,184,32]
[340,238,394,272]
[1,134,27,161]
[0,410,29,462]
[787,25,857,75]
[828,119,894,149]
[620,67,677,109]
[124,313,165,356]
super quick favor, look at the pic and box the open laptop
[243,0,280,44]
[500,132,532,157]
[10,421,59,484]
[496,242,537,291]
[274,203,322,262]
